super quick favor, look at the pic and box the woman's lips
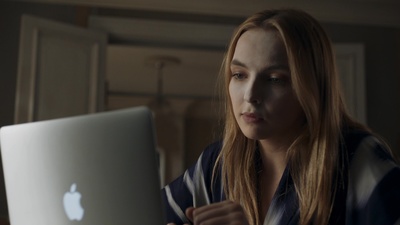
[241,112,263,123]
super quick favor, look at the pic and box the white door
[14,15,107,123]
[334,44,366,124]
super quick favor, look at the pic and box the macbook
[0,106,164,225]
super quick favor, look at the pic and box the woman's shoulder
[343,128,400,224]
[345,128,397,178]
[342,127,395,163]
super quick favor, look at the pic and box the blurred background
[1,0,400,219]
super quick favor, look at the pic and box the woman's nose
[244,80,262,104]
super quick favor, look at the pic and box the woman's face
[229,28,304,142]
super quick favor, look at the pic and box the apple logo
[63,183,85,221]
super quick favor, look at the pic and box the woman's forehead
[232,29,288,68]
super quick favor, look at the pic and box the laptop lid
[0,106,164,225]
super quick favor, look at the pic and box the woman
[162,9,400,225]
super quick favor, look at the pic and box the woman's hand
[186,200,249,225]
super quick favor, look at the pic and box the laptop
[0,106,165,225]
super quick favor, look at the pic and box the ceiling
[17,0,400,27]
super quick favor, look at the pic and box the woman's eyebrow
[231,59,289,72]
[262,64,290,72]
[231,59,246,67]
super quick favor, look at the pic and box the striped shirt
[162,130,400,224]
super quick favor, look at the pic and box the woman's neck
[258,140,288,177]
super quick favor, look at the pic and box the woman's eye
[267,77,285,85]
[232,73,246,80]
[268,77,280,83]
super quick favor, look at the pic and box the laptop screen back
[0,106,164,225]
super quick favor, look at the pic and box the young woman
[162,9,400,225]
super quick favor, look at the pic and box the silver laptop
[0,106,164,225]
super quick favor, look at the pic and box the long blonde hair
[214,9,362,225]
